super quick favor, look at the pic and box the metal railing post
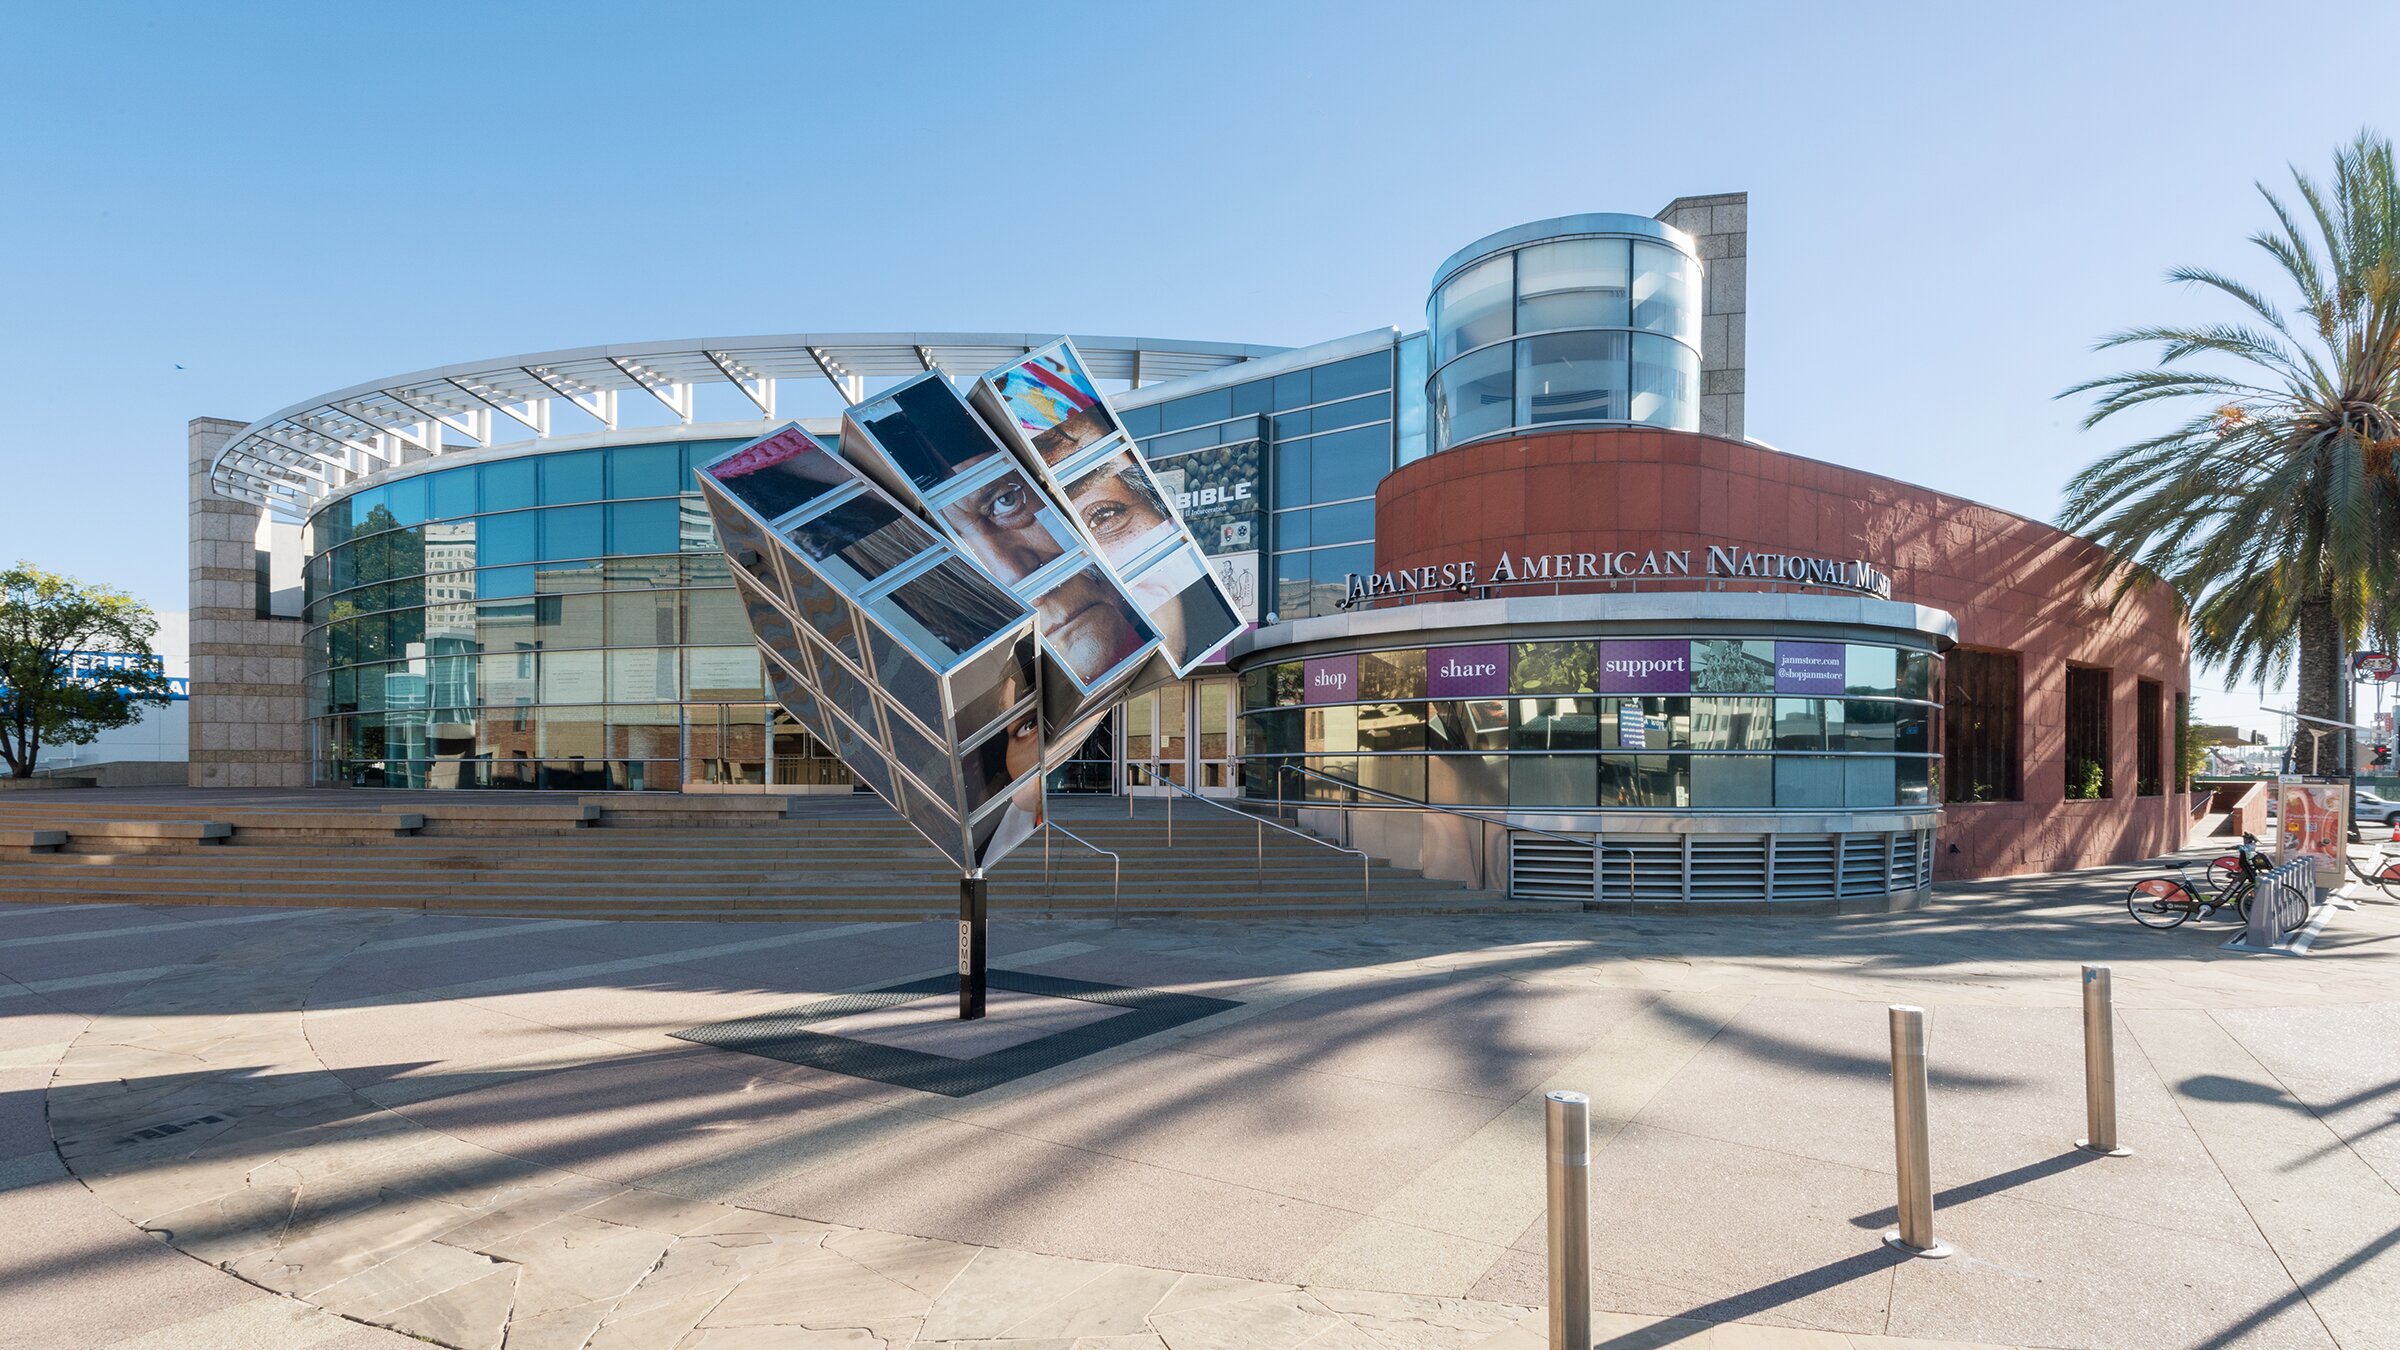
[1167,780,1173,845]
[1883,1005,1949,1257]
[1256,819,1265,894]
[1044,823,1052,900]
[1544,1090,1591,1349]
[2078,965,2130,1156]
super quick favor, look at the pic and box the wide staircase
[0,789,1526,921]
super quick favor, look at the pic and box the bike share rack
[2231,856,2318,952]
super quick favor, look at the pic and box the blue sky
[4,0,2392,733]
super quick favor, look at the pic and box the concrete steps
[0,793,1521,920]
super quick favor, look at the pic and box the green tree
[0,563,177,778]
[2060,132,2400,771]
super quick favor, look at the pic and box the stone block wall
[187,417,309,787]
[1655,192,1747,442]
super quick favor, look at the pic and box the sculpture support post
[959,870,988,1020]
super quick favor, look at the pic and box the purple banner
[1774,641,1846,695]
[1304,654,1358,704]
[1598,639,1691,694]
[1426,644,1510,698]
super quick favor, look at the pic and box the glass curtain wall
[1428,232,1701,453]
[300,437,847,790]
[1238,639,1941,810]
[1121,347,1396,624]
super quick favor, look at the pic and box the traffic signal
[2375,743,2392,768]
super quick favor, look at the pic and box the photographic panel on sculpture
[963,714,1044,869]
[1059,449,1181,574]
[947,628,1039,745]
[928,457,1077,591]
[974,340,1117,469]
[699,424,850,524]
[849,373,1014,501]
[871,556,1033,671]
[727,565,805,666]
[781,487,942,593]
[1029,559,1158,692]
[1125,542,1244,676]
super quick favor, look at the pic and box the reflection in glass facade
[301,437,841,790]
[1428,224,1702,453]
[1237,639,1941,811]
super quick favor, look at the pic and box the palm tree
[2061,131,2400,769]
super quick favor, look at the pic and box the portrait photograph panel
[1062,450,1180,572]
[1032,561,1156,688]
[783,492,939,591]
[876,557,1031,667]
[936,464,1075,587]
[988,346,1116,466]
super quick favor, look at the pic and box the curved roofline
[209,330,1288,516]
[1431,213,1697,294]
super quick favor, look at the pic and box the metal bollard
[2077,965,2131,1156]
[1545,1091,1592,1348]
[1883,1006,1950,1258]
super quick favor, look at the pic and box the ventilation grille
[1507,828,1933,906]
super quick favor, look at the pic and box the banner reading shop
[1304,654,1358,704]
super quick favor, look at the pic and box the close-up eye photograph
[4,4,2397,1349]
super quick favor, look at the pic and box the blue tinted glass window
[477,565,536,599]
[1312,353,1390,402]
[1231,380,1273,416]
[607,499,680,555]
[429,468,478,519]
[609,444,681,498]
[1396,333,1430,466]
[1159,387,1232,432]
[1118,403,1160,439]
[1273,369,1311,409]
[1276,511,1311,550]
[540,505,604,561]
[1312,392,1390,433]
[1309,425,1390,502]
[1275,406,1313,440]
[541,450,605,504]
[1273,552,1313,620]
[349,485,387,526]
[478,511,537,565]
[381,476,427,527]
[1312,546,1372,613]
[1275,441,1310,506]
[481,459,537,511]
[1311,500,1375,543]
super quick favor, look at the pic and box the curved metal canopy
[209,331,1286,515]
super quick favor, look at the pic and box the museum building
[187,192,2192,904]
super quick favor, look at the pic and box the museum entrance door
[1125,678,1238,798]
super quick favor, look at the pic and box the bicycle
[2128,834,2263,929]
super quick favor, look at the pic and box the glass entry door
[1124,679,1238,797]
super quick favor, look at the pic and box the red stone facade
[1373,429,2193,881]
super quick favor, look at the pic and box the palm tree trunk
[2297,593,2346,775]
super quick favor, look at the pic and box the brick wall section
[1373,428,2192,881]
[187,417,309,787]
[1654,193,1746,441]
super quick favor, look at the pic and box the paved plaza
[2,852,2397,1349]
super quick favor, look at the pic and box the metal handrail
[1274,763,1638,902]
[1041,819,1122,924]
[1127,764,1373,918]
